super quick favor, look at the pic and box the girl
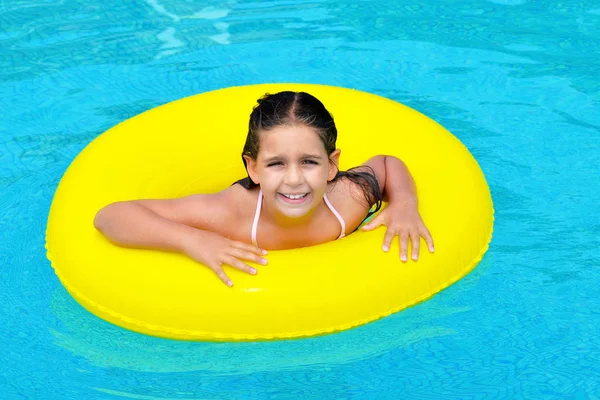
[94,91,434,287]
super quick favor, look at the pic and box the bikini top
[251,189,346,247]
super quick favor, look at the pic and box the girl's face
[244,124,340,220]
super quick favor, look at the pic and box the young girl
[94,91,434,287]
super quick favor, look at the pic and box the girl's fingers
[399,232,409,262]
[382,228,395,252]
[362,215,384,231]
[422,226,435,252]
[231,248,268,265]
[234,241,268,256]
[224,257,258,276]
[410,231,420,261]
[212,264,233,287]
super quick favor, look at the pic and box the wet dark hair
[233,91,382,223]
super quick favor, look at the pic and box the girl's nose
[284,165,303,185]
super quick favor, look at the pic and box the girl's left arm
[361,155,434,262]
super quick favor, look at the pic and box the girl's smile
[278,191,310,204]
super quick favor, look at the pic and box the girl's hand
[362,203,434,262]
[182,230,268,287]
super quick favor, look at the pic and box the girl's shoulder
[189,184,259,226]
[223,183,259,218]
[326,156,386,232]
[326,179,374,233]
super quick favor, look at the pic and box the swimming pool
[1,0,599,398]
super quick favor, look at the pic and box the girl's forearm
[382,155,417,206]
[94,202,200,253]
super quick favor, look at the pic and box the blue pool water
[2,0,599,398]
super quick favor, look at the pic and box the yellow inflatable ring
[46,84,494,341]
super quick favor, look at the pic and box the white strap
[251,189,263,246]
[323,194,346,239]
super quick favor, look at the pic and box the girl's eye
[267,160,317,167]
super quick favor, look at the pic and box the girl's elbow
[94,202,123,232]
[94,206,110,232]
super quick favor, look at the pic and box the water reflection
[49,280,476,374]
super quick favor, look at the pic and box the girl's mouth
[278,192,309,204]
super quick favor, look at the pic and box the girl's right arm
[93,196,267,287]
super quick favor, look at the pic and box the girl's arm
[94,201,200,252]
[361,155,434,261]
[94,196,267,287]
[376,155,418,205]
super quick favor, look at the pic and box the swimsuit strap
[251,190,347,247]
[251,189,263,247]
[323,193,346,239]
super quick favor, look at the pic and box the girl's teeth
[283,193,307,199]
